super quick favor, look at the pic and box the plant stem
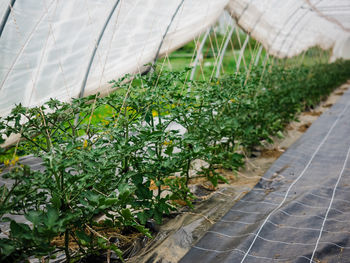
[123,105,129,173]
[185,158,191,187]
[64,228,71,262]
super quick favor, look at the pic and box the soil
[51,226,144,261]
[127,81,350,263]
[323,103,333,108]
[260,148,285,158]
[298,122,311,132]
[302,111,322,117]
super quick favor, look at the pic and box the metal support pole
[0,0,16,38]
[190,27,210,81]
[79,0,121,98]
[254,45,263,66]
[236,34,250,72]
[150,0,185,70]
[215,26,235,78]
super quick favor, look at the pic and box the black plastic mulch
[180,87,350,263]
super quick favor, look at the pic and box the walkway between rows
[181,85,350,263]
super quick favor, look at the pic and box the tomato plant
[0,59,349,262]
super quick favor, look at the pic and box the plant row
[0,59,349,262]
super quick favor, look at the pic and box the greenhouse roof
[0,0,349,117]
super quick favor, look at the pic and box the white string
[320,186,350,194]
[238,199,279,206]
[218,215,350,235]
[309,192,350,205]
[206,230,350,249]
[240,96,350,262]
[273,181,350,195]
[193,244,318,263]
[239,191,350,214]
[228,209,264,215]
[278,209,350,223]
[192,245,245,255]
[310,142,350,262]
[267,219,350,235]
[220,219,253,225]
[292,200,350,214]
[226,207,350,224]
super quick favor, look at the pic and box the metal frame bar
[254,45,263,66]
[151,0,185,69]
[236,34,250,72]
[79,0,121,98]
[0,0,16,38]
[215,26,235,78]
[190,27,211,80]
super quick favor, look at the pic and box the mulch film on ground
[180,88,350,263]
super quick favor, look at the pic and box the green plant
[0,97,148,262]
[0,59,349,262]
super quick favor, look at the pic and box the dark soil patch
[286,124,294,130]
[261,148,284,158]
[302,111,322,116]
[298,122,311,132]
[51,227,145,262]
[192,184,215,197]
[323,103,333,108]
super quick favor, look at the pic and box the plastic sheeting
[227,0,350,59]
[181,87,350,262]
[0,0,350,118]
[0,0,228,117]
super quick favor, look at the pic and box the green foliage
[0,59,349,262]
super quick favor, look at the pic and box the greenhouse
[0,0,350,262]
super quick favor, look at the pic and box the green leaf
[50,193,62,209]
[10,221,32,240]
[25,210,42,226]
[164,145,174,155]
[120,208,133,220]
[218,174,229,184]
[144,112,152,125]
[44,207,59,229]
[153,210,162,224]
[76,230,91,246]
[277,131,284,139]
[97,237,108,248]
[103,198,119,206]
[118,183,131,196]
[109,243,124,260]
[147,147,156,157]
[137,211,149,225]
[0,238,16,257]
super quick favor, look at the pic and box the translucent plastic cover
[0,0,349,117]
